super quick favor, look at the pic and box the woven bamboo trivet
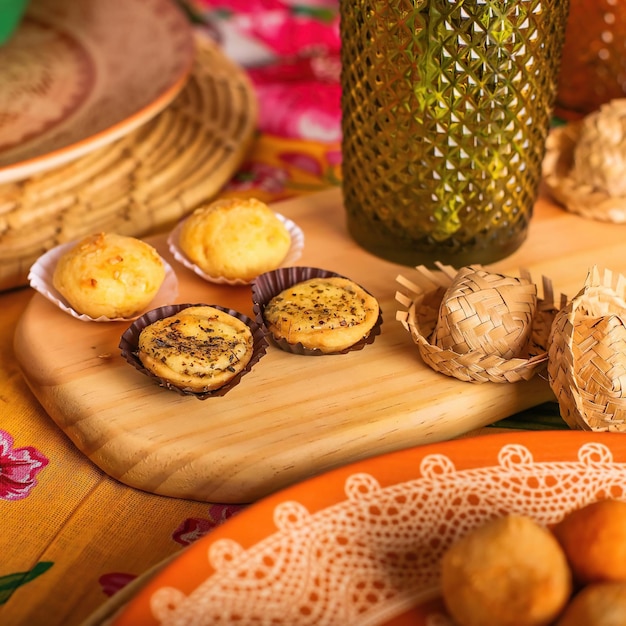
[396,263,564,384]
[543,99,626,223]
[548,266,626,432]
[0,35,258,292]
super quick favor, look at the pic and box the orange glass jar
[555,0,626,120]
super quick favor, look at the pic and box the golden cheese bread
[137,306,254,392]
[263,276,380,353]
[52,232,165,318]
[178,197,291,281]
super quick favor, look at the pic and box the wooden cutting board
[14,187,625,503]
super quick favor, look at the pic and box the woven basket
[548,266,626,431]
[0,35,258,292]
[396,263,563,384]
[543,99,626,223]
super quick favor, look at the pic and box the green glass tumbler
[340,0,570,267]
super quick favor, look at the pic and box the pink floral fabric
[204,0,339,57]
[172,504,242,546]
[190,0,342,142]
[247,56,341,141]
[98,572,137,598]
[0,429,48,501]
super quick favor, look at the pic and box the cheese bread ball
[178,198,291,281]
[441,514,572,626]
[138,306,254,393]
[552,499,626,585]
[556,582,626,626]
[53,232,165,319]
[263,276,380,353]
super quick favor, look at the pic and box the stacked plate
[0,0,258,291]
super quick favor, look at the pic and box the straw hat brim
[548,266,626,431]
[543,123,626,224]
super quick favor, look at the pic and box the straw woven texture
[0,36,258,292]
[543,99,626,223]
[396,264,563,384]
[548,266,626,431]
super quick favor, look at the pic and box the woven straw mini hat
[396,264,562,384]
[543,99,626,223]
[548,266,626,431]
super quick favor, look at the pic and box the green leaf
[0,562,54,604]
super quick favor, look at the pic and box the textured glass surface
[340,0,570,267]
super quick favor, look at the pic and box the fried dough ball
[552,499,626,585]
[556,582,626,626]
[441,514,572,626]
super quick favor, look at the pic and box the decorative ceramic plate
[110,430,626,626]
[0,0,194,184]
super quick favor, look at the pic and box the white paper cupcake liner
[28,240,178,323]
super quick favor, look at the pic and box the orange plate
[111,430,626,626]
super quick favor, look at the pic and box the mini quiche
[137,305,254,392]
[263,276,380,354]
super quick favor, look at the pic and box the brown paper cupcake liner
[119,303,268,399]
[396,263,564,384]
[548,266,626,431]
[251,266,383,356]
